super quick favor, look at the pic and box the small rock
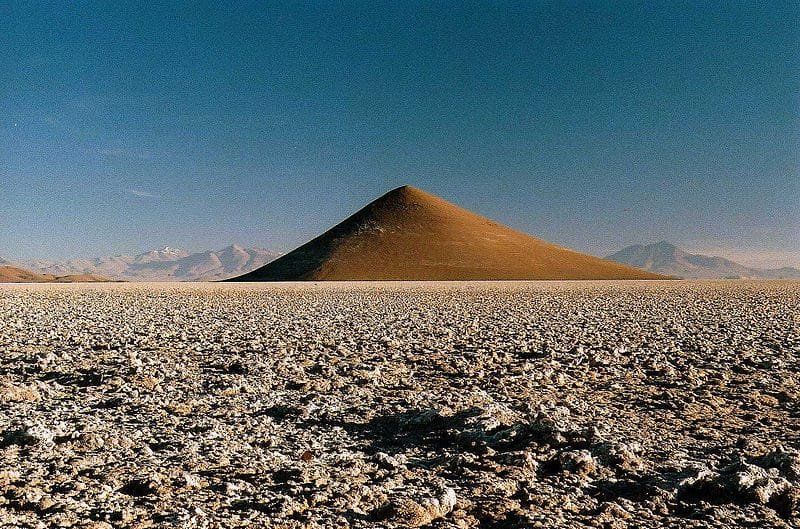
[1,424,54,448]
[679,461,792,505]
[373,451,408,469]
[388,488,457,527]
[0,382,41,402]
[594,441,644,472]
[758,450,800,480]
[559,450,597,477]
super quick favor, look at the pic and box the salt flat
[0,281,798,528]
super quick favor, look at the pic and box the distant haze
[607,242,800,279]
[2,3,798,266]
[19,245,280,282]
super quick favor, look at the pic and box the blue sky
[2,1,798,267]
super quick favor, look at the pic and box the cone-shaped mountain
[233,186,667,281]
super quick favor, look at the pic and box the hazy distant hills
[606,241,800,279]
[21,245,281,282]
[7,238,797,283]
[235,185,664,281]
[0,265,110,283]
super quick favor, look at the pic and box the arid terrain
[237,186,663,281]
[0,281,798,528]
[0,266,110,284]
[17,246,281,282]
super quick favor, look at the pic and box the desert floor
[0,281,798,528]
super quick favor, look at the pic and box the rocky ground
[0,281,798,528]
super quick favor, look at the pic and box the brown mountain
[0,265,110,283]
[233,185,667,281]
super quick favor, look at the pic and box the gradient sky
[2,1,798,267]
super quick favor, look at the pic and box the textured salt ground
[0,281,798,528]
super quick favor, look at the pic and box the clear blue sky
[2,1,798,267]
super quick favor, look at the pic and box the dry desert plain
[0,281,799,528]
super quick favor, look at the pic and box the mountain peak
[368,185,446,213]
[652,241,677,250]
[223,243,246,252]
[157,246,186,254]
[384,184,426,198]
[233,186,665,281]
[141,246,188,256]
[133,246,191,264]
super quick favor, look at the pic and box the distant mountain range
[16,245,281,282]
[5,239,797,283]
[606,242,800,279]
[0,265,110,283]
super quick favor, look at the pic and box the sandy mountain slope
[0,265,110,283]
[607,242,800,279]
[234,186,667,281]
